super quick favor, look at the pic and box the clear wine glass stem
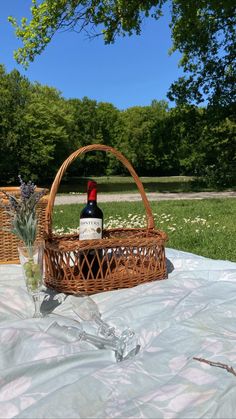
[83,329,140,362]
[32,292,43,318]
[93,316,117,338]
[71,296,119,338]
[60,324,118,349]
[83,331,117,349]
[46,322,140,362]
[68,326,138,362]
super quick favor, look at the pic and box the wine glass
[18,243,44,318]
[46,321,140,362]
[71,295,118,338]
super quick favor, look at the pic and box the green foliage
[21,84,75,181]
[0,65,235,188]
[8,0,164,67]
[0,65,74,184]
[166,105,205,175]
[168,0,236,107]
[7,1,236,107]
[113,101,181,176]
[194,117,236,188]
[67,97,120,176]
[0,65,32,182]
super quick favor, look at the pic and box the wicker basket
[44,144,168,295]
[0,187,48,264]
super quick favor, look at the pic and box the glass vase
[18,243,44,318]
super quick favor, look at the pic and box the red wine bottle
[79,181,103,278]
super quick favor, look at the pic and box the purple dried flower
[8,195,20,211]
[0,176,46,247]
[0,191,20,213]
[18,175,36,200]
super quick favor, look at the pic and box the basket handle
[45,144,155,235]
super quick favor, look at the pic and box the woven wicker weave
[44,144,168,295]
[0,187,48,264]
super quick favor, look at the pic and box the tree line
[0,65,235,187]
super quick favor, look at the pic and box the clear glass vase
[18,243,44,318]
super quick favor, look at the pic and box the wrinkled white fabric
[0,248,236,418]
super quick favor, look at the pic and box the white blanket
[0,248,236,418]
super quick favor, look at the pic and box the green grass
[52,198,236,262]
[56,175,222,194]
[56,175,236,194]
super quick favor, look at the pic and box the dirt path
[55,190,236,205]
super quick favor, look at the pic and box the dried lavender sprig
[0,177,46,248]
[18,175,36,200]
[0,191,21,212]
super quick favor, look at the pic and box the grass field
[52,198,236,262]
[56,175,234,194]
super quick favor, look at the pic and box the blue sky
[1,1,184,109]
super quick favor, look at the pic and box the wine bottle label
[80,218,102,240]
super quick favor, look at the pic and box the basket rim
[0,187,49,202]
[45,227,168,251]
[0,186,48,192]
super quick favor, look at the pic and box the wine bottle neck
[87,200,97,205]
[87,189,97,202]
[87,180,97,202]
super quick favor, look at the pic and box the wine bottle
[79,181,103,279]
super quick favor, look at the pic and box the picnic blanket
[0,248,236,418]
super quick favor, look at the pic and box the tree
[8,1,236,107]
[168,1,236,107]
[112,102,171,175]
[165,105,205,176]
[20,84,75,182]
[67,97,121,176]
[195,116,236,187]
[0,64,234,185]
[8,1,164,66]
[0,65,74,184]
[0,65,32,183]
